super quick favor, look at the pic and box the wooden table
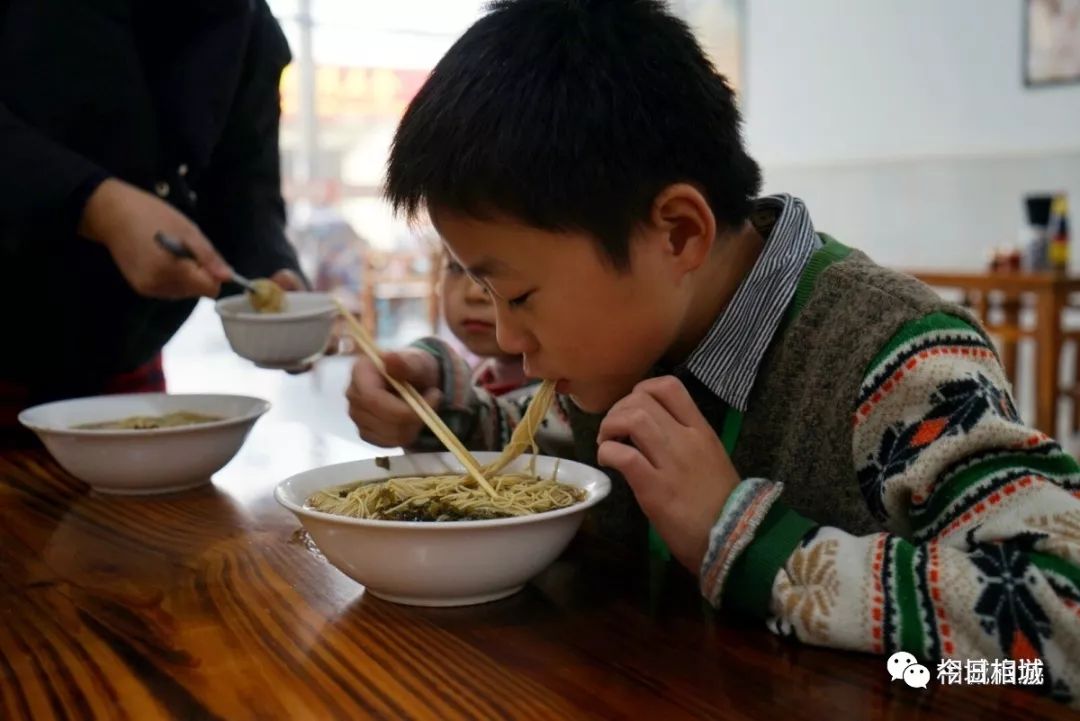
[908,270,1080,436]
[0,423,1073,720]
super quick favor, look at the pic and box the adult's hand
[79,178,232,299]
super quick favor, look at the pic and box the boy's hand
[79,178,232,299]
[596,376,740,573]
[346,348,442,448]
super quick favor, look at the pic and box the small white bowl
[275,452,611,607]
[18,393,270,494]
[215,291,336,369]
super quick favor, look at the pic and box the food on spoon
[249,278,286,313]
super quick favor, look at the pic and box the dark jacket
[0,0,300,394]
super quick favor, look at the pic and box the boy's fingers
[353,425,406,448]
[348,359,419,426]
[349,357,384,394]
[596,439,654,486]
[382,352,410,382]
[347,350,439,448]
[350,403,419,444]
[598,392,676,466]
[352,389,419,427]
[598,407,665,468]
[634,376,700,428]
[383,350,437,389]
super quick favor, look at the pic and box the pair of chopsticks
[332,299,498,498]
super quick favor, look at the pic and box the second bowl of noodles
[275,451,611,607]
[18,393,269,494]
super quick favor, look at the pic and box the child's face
[433,211,691,413]
[440,255,504,357]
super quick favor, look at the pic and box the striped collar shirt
[681,194,821,412]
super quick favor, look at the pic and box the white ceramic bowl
[275,452,611,607]
[215,291,336,369]
[18,393,270,495]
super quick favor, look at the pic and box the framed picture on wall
[1025,0,1080,86]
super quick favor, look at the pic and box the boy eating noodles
[346,0,1080,703]
[403,250,577,454]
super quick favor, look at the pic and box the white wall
[740,0,1080,428]
[744,0,1080,166]
[742,0,1080,270]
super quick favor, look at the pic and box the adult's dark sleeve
[198,1,303,282]
[0,100,109,232]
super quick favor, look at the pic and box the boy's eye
[508,291,532,308]
[446,260,464,274]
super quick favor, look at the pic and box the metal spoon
[153,231,258,293]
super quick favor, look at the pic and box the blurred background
[165,0,1080,446]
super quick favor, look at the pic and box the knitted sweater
[411,242,1080,704]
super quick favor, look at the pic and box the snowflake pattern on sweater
[704,312,1080,704]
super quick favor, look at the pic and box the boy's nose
[494,309,537,356]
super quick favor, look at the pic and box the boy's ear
[649,183,717,272]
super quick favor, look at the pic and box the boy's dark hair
[385,0,761,268]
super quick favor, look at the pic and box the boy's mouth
[521,357,569,391]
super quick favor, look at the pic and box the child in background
[438,253,528,397]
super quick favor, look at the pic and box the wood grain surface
[1,433,1075,720]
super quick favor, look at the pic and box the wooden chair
[359,248,441,340]
[965,289,1080,437]
[960,289,1024,391]
[912,271,1080,437]
[1058,298,1080,435]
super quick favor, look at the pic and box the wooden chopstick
[333,299,498,497]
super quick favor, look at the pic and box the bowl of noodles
[18,393,269,494]
[275,451,611,607]
[215,291,336,369]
